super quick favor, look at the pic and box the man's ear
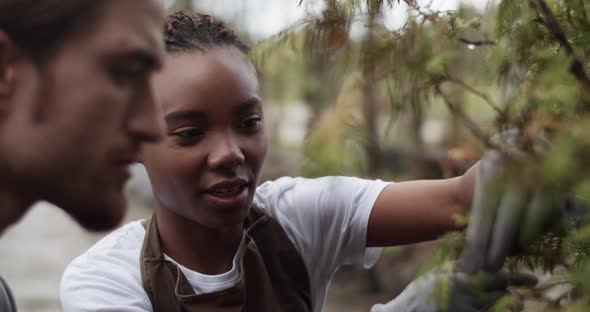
[0,31,17,97]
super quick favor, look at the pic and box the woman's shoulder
[256,176,359,196]
[60,220,148,307]
[62,220,145,282]
[255,176,387,207]
[88,220,145,255]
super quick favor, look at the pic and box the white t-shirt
[60,176,389,312]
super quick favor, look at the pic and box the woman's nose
[207,133,245,171]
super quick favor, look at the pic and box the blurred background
[3,0,590,311]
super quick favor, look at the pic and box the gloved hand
[370,269,536,312]
[458,129,568,274]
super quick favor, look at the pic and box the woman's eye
[170,128,204,141]
[239,116,262,130]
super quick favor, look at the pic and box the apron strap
[140,207,311,311]
[139,214,158,306]
[140,213,194,310]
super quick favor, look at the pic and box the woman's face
[0,0,165,230]
[144,47,267,229]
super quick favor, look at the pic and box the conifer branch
[532,0,590,95]
[458,38,496,46]
[434,83,498,149]
[441,75,504,116]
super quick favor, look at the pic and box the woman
[60,11,531,312]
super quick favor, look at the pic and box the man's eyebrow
[165,110,207,122]
[115,48,163,71]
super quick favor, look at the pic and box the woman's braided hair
[164,11,249,54]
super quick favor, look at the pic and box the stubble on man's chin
[65,191,127,232]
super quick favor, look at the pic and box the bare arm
[366,163,477,247]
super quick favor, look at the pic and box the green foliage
[255,0,590,308]
[167,0,193,12]
[489,294,521,312]
[433,271,452,312]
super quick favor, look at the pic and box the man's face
[0,0,165,230]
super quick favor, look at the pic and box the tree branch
[434,83,498,149]
[458,38,496,46]
[532,0,590,94]
[582,0,589,23]
[441,75,504,116]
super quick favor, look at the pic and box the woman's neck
[155,204,244,275]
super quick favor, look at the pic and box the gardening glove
[370,269,536,312]
[458,129,585,274]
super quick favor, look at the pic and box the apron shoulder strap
[245,206,312,311]
[140,213,193,311]
[139,215,157,306]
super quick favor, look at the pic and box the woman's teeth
[210,185,243,197]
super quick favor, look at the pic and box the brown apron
[140,207,311,312]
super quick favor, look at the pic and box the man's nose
[126,86,164,143]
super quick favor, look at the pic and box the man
[0,0,165,235]
[0,0,166,310]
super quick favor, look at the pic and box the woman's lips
[203,179,249,209]
[207,183,246,198]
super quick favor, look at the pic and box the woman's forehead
[154,48,260,113]
[161,48,255,79]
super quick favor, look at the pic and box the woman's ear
[0,32,17,97]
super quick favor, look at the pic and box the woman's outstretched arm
[366,163,477,247]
